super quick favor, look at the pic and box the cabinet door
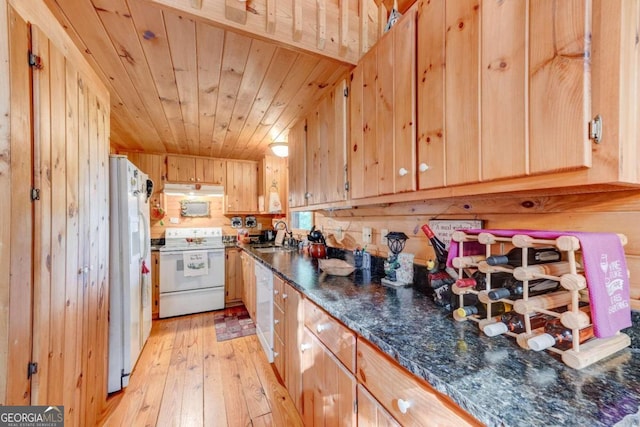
[376,30,395,196]
[445,0,481,186]
[288,119,307,208]
[301,329,356,426]
[196,158,225,185]
[240,252,256,320]
[417,0,445,190]
[262,155,287,213]
[225,248,243,305]
[125,152,165,193]
[284,283,304,414]
[166,155,196,182]
[226,160,258,212]
[306,79,348,205]
[348,63,366,199]
[527,0,591,174]
[357,384,401,427]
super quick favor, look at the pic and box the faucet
[273,220,295,246]
[273,220,289,234]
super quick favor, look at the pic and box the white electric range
[159,227,225,318]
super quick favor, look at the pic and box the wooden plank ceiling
[42,0,414,160]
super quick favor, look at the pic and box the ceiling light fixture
[269,141,288,158]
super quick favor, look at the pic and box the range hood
[163,183,224,197]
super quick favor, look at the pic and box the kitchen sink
[254,246,296,253]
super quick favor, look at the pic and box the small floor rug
[214,307,256,342]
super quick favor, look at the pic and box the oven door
[159,248,224,293]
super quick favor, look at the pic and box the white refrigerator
[108,155,153,393]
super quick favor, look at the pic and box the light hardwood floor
[99,308,303,427]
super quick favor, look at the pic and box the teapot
[308,242,327,259]
[307,226,325,243]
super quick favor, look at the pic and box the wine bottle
[487,277,560,301]
[421,224,448,265]
[527,318,594,351]
[486,247,561,267]
[455,270,512,291]
[483,312,550,337]
[455,301,511,319]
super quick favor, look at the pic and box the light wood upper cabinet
[166,155,225,184]
[258,155,287,213]
[120,152,165,193]
[226,159,258,213]
[305,78,349,206]
[288,119,307,208]
[416,0,640,193]
[350,6,417,199]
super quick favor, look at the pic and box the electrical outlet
[362,227,372,244]
[381,228,389,245]
[336,227,343,240]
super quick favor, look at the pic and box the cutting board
[274,229,286,246]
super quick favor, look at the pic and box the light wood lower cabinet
[225,247,243,307]
[356,338,481,427]
[240,251,256,320]
[283,282,304,414]
[357,384,401,427]
[301,328,357,426]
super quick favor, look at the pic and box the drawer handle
[316,324,328,334]
[397,398,411,414]
[300,343,311,353]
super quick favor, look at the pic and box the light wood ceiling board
[41,0,158,151]
[256,61,349,148]
[266,0,276,33]
[52,0,164,148]
[222,39,277,155]
[235,47,298,154]
[245,53,320,147]
[195,21,225,157]
[211,31,253,158]
[110,103,147,151]
[148,0,361,63]
[93,0,177,153]
[293,0,303,40]
[164,11,201,155]
[127,0,190,153]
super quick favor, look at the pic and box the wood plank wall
[316,189,640,309]
[2,2,111,426]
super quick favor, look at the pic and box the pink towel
[448,229,631,338]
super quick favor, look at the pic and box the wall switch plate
[381,228,389,245]
[362,227,372,244]
[336,227,343,240]
[170,217,179,224]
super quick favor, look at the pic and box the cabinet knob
[398,167,408,176]
[316,324,328,334]
[274,319,280,325]
[300,343,312,352]
[274,351,279,358]
[282,293,288,299]
[397,398,411,414]
[419,163,430,172]
[274,289,279,295]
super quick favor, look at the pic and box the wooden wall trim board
[0,0,12,406]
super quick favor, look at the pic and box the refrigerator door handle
[139,209,150,260]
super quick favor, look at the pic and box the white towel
[183,251,208,277]
[268,188,282,213]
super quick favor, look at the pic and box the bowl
[318,258,355,276]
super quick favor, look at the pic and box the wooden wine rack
[450,230,631,369]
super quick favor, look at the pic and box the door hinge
[344,181,350,192]
[589,114,603,144]
[28,52,43,69]
[31,188,41,201]
[353,399,358,413]
[304,124,307,132]
[344,86,349,98]
[27,362,38,379]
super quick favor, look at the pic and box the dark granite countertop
[240,244,640,427]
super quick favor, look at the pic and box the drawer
[304,299,356,373]
[356,338,480,427]
[274,304,285,341]
[274,274,285,310]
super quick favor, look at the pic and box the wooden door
[288,119,307,208]
[196,157,225,185]
[166,155,196,182]
[25,12,110,426]
[416,0,446,190]
[284,283,304,414]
